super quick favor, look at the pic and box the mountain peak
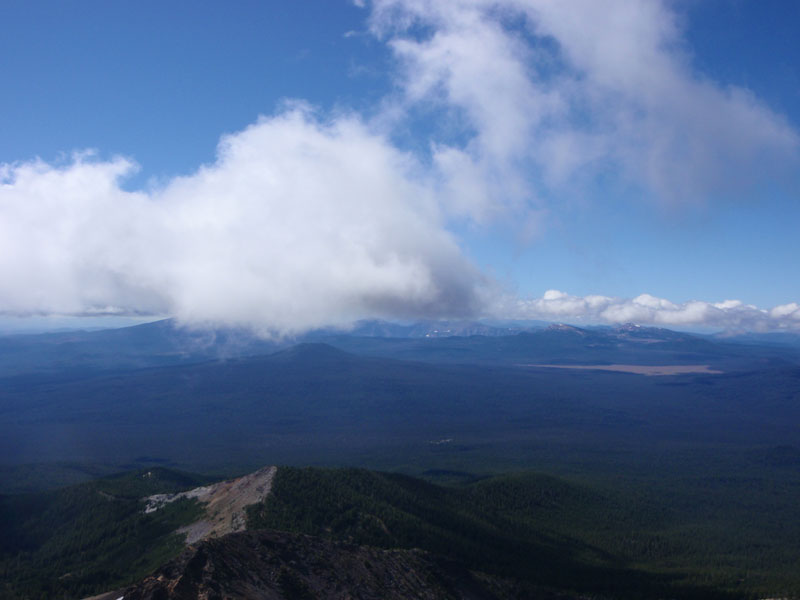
[545,323,587,335]
[612,323,688,341]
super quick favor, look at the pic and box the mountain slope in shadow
[118,529,579,600]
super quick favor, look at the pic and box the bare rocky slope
[145,465,276,544]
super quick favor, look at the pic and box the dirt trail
[144,465,277,544]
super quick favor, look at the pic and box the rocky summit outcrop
[118,529,577,600]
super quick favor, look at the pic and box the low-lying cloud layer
[1,0,798,333]
[509,291,800,332]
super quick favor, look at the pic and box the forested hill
[0,465,766,600]
[0,468,211,599]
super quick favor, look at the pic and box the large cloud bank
[0,109,483,334]
[1,0,798,333]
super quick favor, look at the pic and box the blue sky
[1,0,799,333]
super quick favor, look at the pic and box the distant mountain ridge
[0,318,532,378]
[1,317,797,380]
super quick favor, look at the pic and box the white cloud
[0,108,484,336]
[510,290,800,331]
[771,303,800,321]
[1,1,798,334]
[368,0,799,209]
